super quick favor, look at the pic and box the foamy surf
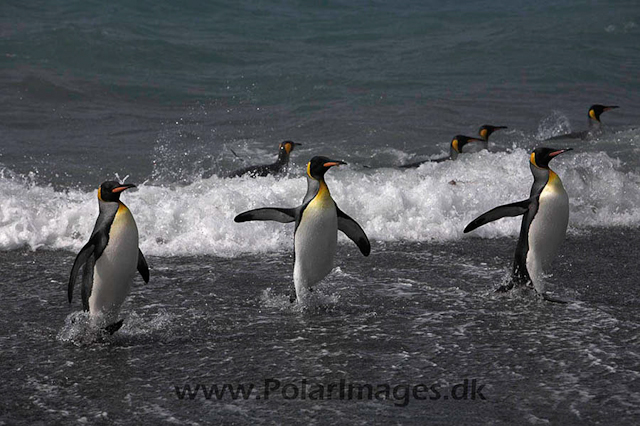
[1,148,639,256]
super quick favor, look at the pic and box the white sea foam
[1,148,640,256]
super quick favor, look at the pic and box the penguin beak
[283,142,302,154]
[112,183,136,193]
[323,160,347,168]
[548,148,573,158]
[604,106,619,112]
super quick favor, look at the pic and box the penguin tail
[104,319,124,335]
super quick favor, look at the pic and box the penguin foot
[104,319,124,335]
[540,293,569,304]
[495,283,514,293]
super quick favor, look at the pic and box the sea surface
[1,0,639,424]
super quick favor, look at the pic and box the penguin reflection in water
[235,156,370,303]
[68,181,149,334]
[464,148,572,302]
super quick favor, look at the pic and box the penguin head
[98,181,136,202]
[478,125,508,141]
[306,156,346,180]
[588,104,619,122]
[279,140,301,155]
[530,147,572,169]
[451,135,484,154]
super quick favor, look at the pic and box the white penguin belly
[526,180,569,292]
[90,206,139,324]
[293,199,338,301]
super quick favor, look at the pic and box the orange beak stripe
[112,186,132,193]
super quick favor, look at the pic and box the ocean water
[1,0,639,424]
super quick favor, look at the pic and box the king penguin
[477,124,507,151]
[228,140,302,178]
[400,135,485,168]
[545,104,619,140]
[234,156,370,303]
[68,181,149,333]
[478,125,508,143]
[464,147,572,301]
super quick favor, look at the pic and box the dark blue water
[1,1,639,424]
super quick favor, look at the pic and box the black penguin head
[530,147,572,169]
[588,104,619,122]
[478,125,508,141]
[98,181,136,202]
[451,135,484,153]
[306,156,346,180]
[279,140,301,155]
[277,141,302,164]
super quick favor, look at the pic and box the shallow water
[1,227,638,425]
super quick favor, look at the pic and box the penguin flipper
[68,241,95,304]
[464,199,531,233]
[137,249,150,284]
[337,207,371,256]
[80,253,95,311]
[234,207,297,223]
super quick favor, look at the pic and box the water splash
[2,148,640,256]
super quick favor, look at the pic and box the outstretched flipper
[137,249,150,283]
[234,207,297,223]
[464,199,531,233]
[337,207,371,256]
[68,241,96,303]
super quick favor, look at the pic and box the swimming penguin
[464,147,572,302]
[234,156,370,302]
[400,135,485,168]
[228,140,302,178]
[68,181,149,333]
[478,124,507,148]
[463,125,509,154]
[478,125,508,142]
[546,104,619,140]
